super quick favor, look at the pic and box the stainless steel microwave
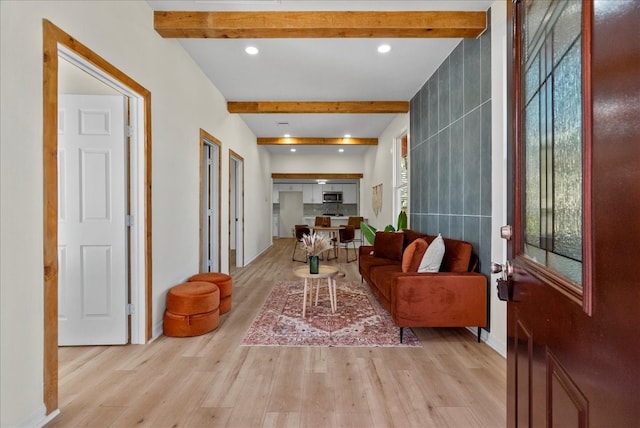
[322,191,343,203]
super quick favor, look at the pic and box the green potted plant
[360,209,407,245]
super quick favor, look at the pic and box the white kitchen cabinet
[272,184,280,203]
[302,184,314,203]
[312,184,323,203]
[273,215,279,236]
[279,183,303,192]
[342,183,357,203]
[326,183,342,192]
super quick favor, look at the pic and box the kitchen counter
[303,216,367,226]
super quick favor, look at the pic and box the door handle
[496,277,514,302]
[491,260,513,278]
[493,260,515,302]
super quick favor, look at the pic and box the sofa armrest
[359,245,374,257]
[390,272,487,328]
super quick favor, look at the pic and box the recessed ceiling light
[344,134,351,138]
[284,134,291,138]
[245,46,259,55]
[338,148,345,153]
[290,148,296,152]
[377,44,391,54]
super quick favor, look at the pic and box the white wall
[362,114,409,230]
[0,1,271,426]
[270,152,368,175]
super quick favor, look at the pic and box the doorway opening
[394,130,409,226]
[43,20,152,414]
[200,130,221,273]
[229,150,244,272]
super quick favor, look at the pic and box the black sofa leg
[400,327,404,343]
[477,327,481,343]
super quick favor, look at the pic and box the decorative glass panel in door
[521,0,584,289]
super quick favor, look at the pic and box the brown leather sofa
[358,229,487,342]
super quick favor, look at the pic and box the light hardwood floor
[47,238,506,428]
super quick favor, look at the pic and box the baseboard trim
[466,326,506,358]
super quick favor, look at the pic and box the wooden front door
[504,1,640,426]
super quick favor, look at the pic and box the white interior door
[202,141,219,272]
[279,191,303,237]
[58,94,128,346]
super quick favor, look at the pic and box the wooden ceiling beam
[228,101,408,114]
[154,11,486,39]
[272,173,363,180]
[258,137,377,146]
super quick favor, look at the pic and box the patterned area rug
[242,280,420,347]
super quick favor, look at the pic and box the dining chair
[292,224,310,263]
[338,225,357,263]
[315,216,331,227]
[347,216,364,245]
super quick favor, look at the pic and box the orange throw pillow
[401,238,429,272]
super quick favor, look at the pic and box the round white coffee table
[293,265,339,317]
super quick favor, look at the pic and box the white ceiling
[146,1,493,154]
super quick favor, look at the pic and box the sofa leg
[400,327,404,343]
[477,327,481,343]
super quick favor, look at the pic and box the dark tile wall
[409,10,492,282]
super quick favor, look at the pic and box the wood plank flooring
[47,238,506,428]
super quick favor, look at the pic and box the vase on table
[309,255,319,274]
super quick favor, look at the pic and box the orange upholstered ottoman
[163,281,220,337]
[188,272,233,314]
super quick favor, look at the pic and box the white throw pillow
[418,233,445,272]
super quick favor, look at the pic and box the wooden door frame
[199,129,222,272]
[228,150,244,270]
[43,19,152,414]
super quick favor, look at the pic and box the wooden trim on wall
[228,101,409,114]
[154,11,487,39]
[272,173,363,180]
[42,19,59,416]
[199,129,222,273]
[258,137,377,146]
[42,19,152,415]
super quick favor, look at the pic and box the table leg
[302,278,308,317]
[327,277,335,313]
[331,277,337,312]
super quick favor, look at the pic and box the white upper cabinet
[279,183,303,192]
[302,184,313,203]
[274,182,358,204]
[312,184,323,203]
[342,183,357,203]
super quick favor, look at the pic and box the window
[521,0,585,286]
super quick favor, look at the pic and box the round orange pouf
[188,272,233,314]
[163,281,220,337]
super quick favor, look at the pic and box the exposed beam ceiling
[154,11,486,39]
[146,1,493,154]
[258,137,377,145]
[228,101,408,114]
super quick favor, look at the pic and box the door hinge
[207,259,213,267]
[207,209,214,217]
[127,303,135,315]
[206,158,213,166]
[127,126,134,137]
[126,215,134,227]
